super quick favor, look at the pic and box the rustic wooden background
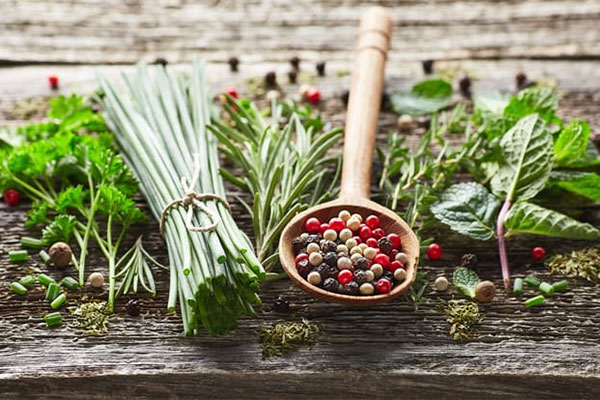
[2,1,600,399]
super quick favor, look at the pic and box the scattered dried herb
[546,247,600,283]
[259,318,322,358]
[439,300,484,340]
[69,301,109,334]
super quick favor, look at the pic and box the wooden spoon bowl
[279,7,420,305]
[279,198,420,305]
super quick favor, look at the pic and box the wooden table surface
[2,1,600,399]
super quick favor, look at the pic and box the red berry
[373,253,390,268]
[359,223,367,230]
[389,249,399,259]
[319,223,330,235]
[329,217,345,233]
[359,226,372,241]
[389,261,404,272]
[295,253,309,265]
[375,279,391,294]
[365,215,380,229]
[365,238,378,248]
[388,233,401,249]
[48,75,59,89]
[338,269,353,285]
[305,87,321,104]
[305,217,321,233]
[372,228,385,240]
[353,236,362,245]
[532,247,546,260]
[3,189,20,206]
[225,87,238,99]
[426,243,442,260]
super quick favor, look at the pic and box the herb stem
[497,200,512,290]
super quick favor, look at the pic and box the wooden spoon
[279,7,420,305]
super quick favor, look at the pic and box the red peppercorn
[389,249,399,259]
[532,247,546,260]
[48,75,59,89]
[426,243,442,260]
[305,87,321,104]
[389,261,403,272]
[305,217,321,233]
[365,238,378,248]
[373,253,390,268]
[365,215,380,229]
[295,253,309,265]
[375,279,391,294]
[329,217,345,233]
[338,269,353,285]
[353,236,362,245]
[387,233,401,249]
[225,87,238,99]
[359,226,372,241]
[319,223,331,235]
[359,223,367,230]
[3,189,20,206]
[372,228,385,240]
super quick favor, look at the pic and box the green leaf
[505,201,600,240]
[56,185,85,214]
[97,185,145,226]
[504,87,558,122]
[490,114,553,201]
[550,171,600,203]
[453,267,481,299]
[42,215,77,245]
[554,119,590,165]
[472,90,510,115]
[390,79,452,116]
[25,200,50,228]
[564,142,600,168]
[0,126,22,149]
[430,182,500,240]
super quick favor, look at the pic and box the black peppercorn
[516,71,527,88]
[460,253,478,269]
[292,236,306,254]
[272,295,290,313]
[126,299,141,316]
[265,71,277,88]
[321,240,337,253]
[377,238,393,255]
[343,281,359,295]
[459,75,471,97]
[323,252,338,268]
[228,56,240,72]
[154,57,168,67]
[322,277,340,293]
[354,256,369,270]
[518,80,536,90]
[288,69,298,84]
[316,61,326,76]
[422,59,434,74]
[290,56,300,70]
[341,89,350,107]
[306,234,322,245]
[382,270,394,282]
[354,269,368,285]
[296,259,311,277]
[316,263,338,280]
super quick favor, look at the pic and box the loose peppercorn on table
[2,1,600,399]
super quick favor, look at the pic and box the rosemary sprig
[211,98,343,270]
[115,235,168,297]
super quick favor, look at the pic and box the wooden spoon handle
[340,7,392,200]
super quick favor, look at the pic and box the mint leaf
[504,87,558,122]
[391,79,452,116]
[431,182,500,240]
[490,114,553,202]
[453,267,481,299]
[550,171,600,203]
[505,201,600,240]
[42,215,77,245]
[554,119,590,166]
[472,90,510,115]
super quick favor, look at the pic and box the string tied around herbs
[159,153,231,235]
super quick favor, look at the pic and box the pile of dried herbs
[546,247,600,283]
[259,318,322,358]
[69,301,110,334]
[439,300,484,340]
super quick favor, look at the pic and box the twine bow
[159,154,231,235]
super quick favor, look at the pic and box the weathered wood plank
[1,0,600,64]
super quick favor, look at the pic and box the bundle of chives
[98,59,264,335]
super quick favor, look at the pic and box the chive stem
[538,282,555,296]
[39,250,52,265]
[37,273,56,287]
[45,283,61,301]
[524,295,545,307]
[10,282,27,295]
[44,312,63,328]
[18,275,36,287]
[61,277,80,290]
[51,293,67,309]
[513,277,523,296]
[20,236,43,249]
[9,250,29,262]
[552,280,569,292]
[523,275,541,288]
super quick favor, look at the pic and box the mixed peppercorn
[292,210,409,296]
